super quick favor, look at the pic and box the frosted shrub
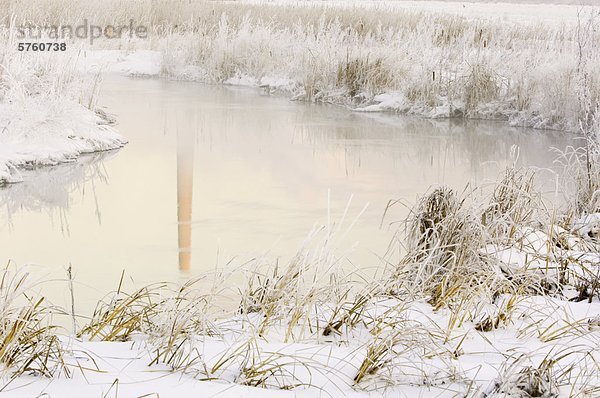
[464,60,500,114]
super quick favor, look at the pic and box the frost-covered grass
[0,26,126,184]
[0,264,69,381]
[6,0,600,132]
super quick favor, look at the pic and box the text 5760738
[17,43,67,51]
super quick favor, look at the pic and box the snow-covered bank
[0,30,126,185]
[4,1,600,133]
[1,227,599,397]
[0,101,125,184]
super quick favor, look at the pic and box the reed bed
[2,0,600,131]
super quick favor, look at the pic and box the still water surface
[0,76,573,309]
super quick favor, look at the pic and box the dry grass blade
[0,263,68,383]
[78,283,165,342]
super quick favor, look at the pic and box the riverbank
[0,28,126,185]
[70,0,600,131]
[1,151,600,396]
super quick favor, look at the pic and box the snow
[0,99,126,185]
[0,341,273,398]
[77,50,162,77]
[572,213,600,241]
[63,0,598,132]
[356,93,470,119]
[234,0,600,24]
[224,73,259,87]
[0,293,597,397]
[0,35,129,185]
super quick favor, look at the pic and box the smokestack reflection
[177,124,194,271]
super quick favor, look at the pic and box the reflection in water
[0,150,116,234]
[177,121,195,271]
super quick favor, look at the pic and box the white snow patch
[572,213,600,241]
[77,50,162,76]
[224,73,259,87]
[0,100,126,185]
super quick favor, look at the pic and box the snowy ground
[0,33,127,185]
[0,207,599,396]
[71,0,600,132]
[1,292,598,397]
[0,101,125,184]
[234,0,600,24]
